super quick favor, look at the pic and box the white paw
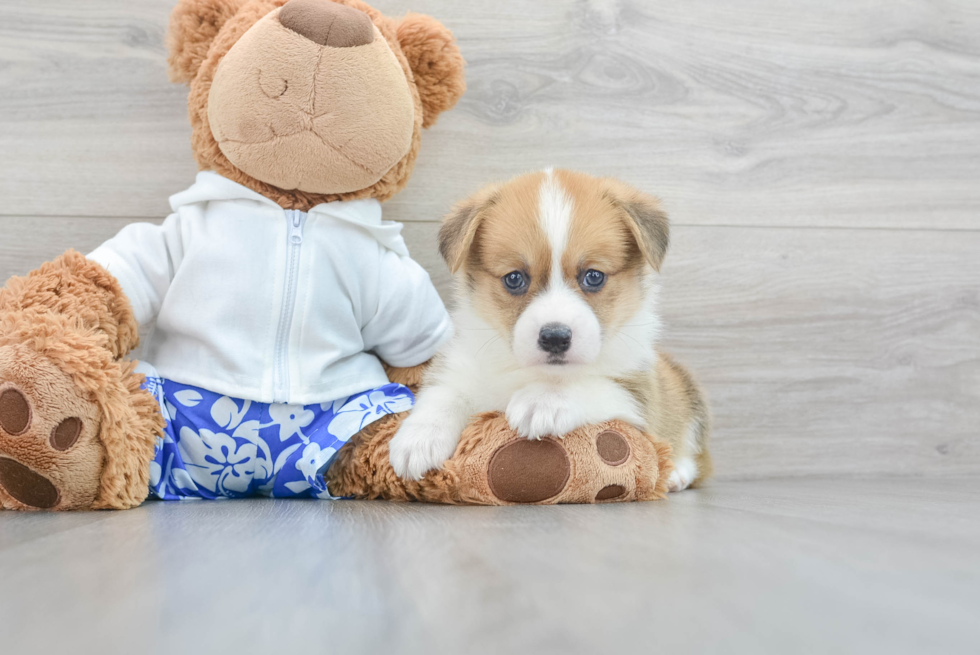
[506,388,581,440]
[668,457,698,492]
[388,416,460,481]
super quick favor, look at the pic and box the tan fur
[167,0,251,84]
[557,170,648,332]
[0,253,165,509]
[396,13,466,129]
[619,354,712,487]
[175,0,465,209]
[466,174,556,335]
[0,250,139,359]
[653,354,713,485]
[206,13,416,195]
[381,360,430,394]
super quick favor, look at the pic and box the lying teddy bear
[0,0,673,511]
[328,410,672,504]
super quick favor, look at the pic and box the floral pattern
[142,375,413,500]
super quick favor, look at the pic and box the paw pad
[596,484,626,501]
[596,430,630,466]
[488,438,570,503]
[0,457,60,509]
[0,388,32,436]
[51,417,83,451]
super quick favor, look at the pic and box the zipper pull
[288,210,305,245]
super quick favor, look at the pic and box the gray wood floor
[2,478,979,654]
[1,1,979,652]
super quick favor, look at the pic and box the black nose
[538,323,572,355]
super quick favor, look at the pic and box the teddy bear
[0,0,672,511]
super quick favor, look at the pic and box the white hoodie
[88,172,451,405]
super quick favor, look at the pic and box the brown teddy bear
[0,0,671,511]
[328,411,673,505]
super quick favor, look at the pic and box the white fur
[512,285,602,367]
[506,379,643,440]
[389,171,663,480]
[667,422,703,492]
[668,457,698,492]
[539,168,572,281]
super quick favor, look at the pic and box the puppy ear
[166,0,249,84]
[397,14,466,129]
[438,188,497,274]
[605,180,670,271]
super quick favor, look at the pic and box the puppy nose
[279,0,375,47]
[538,323,572,355]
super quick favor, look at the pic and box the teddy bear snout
[279,0,375,48]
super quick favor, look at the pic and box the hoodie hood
[169,171,409,256]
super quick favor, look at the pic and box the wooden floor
[1,478,978,654]
[1,0,979,651]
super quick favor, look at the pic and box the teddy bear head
[167,0,465,209]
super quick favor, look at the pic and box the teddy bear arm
[0,250,164,511]
[0,250,139,359]
[327,411,673,505]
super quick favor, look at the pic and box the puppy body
[389,169,711,490]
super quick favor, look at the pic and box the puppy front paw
[388,417,460,481]
[506,388,581,440]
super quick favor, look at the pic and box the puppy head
[440,169,669,369]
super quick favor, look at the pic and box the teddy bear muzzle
[205,1,417,196]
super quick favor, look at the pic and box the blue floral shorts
[136,363,413,500]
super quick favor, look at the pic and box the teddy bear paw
[0,346,105,511]
[483,422,644,504]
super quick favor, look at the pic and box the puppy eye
[502,271,528,295]
[581,269,606,291]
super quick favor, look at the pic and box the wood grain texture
[2,479,979,654]
[1,0,979,227]
[3,216,977,479]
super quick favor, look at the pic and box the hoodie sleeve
[360,249,453,368]
[86,213,183,327]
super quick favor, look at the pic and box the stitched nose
[279,0,375,47]
[538,323,572,355]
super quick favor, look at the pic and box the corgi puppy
[388,169,712,491]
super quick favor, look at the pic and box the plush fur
[0,250,139,359]
[0,253,164,510]
[327,412,673,505]
[396,13,467,129]
[167,0,250,84]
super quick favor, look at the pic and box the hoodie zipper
[273,209,307,403]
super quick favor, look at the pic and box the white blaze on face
[511,170,603,368]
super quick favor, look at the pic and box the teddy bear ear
[396,14,466,129]
[166,0,250,84]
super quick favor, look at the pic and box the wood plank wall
[1,0,978,479]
